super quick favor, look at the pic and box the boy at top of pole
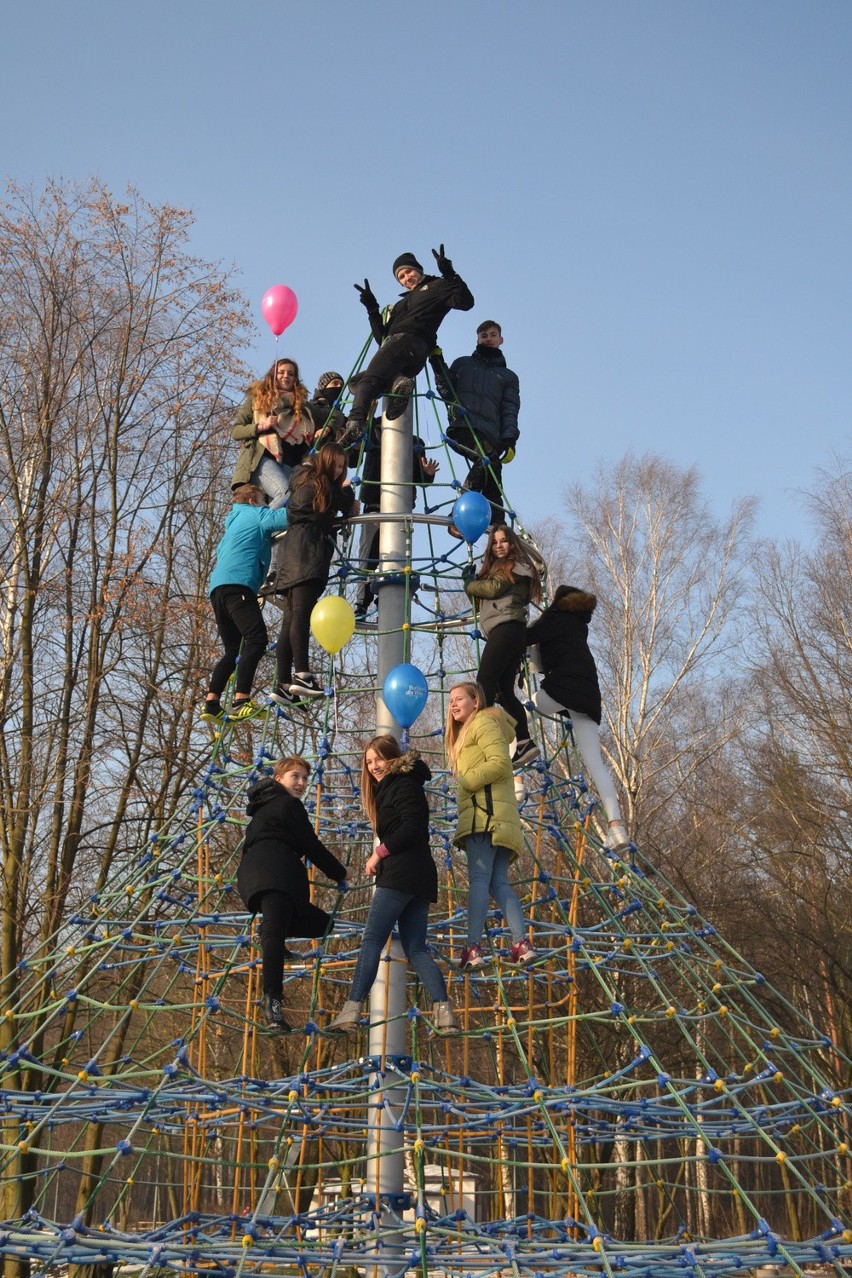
[340,245,474,445]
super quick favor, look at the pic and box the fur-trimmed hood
[381,751,432,784]
[554,588,597,615]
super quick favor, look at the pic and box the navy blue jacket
[438,346,520,453]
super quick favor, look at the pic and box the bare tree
[0,178,251,1249]
[747,453,852,1069]
[547,454,758,855]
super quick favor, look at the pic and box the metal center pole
[367,396,414,1274]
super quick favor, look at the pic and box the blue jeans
[251,455,291,509]
[349,888,447,1003]
[465,833,525,947]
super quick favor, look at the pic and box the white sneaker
[605,821,630,852]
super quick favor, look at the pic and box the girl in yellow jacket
[445,681,535,969]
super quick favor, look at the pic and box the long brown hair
[250,358,308,420]
[360,735,402,830]
[292,442,347,513]
[477,524,543,604]
[444,681,487,774]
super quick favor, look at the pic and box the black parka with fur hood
[526,588,602,723]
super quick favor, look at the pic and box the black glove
[354,278,378,311]
[432,244,454,277]
[461,562,477,582]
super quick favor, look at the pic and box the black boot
[263,993,293,1034]
[384,376,414,421]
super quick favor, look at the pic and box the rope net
[1,377,850,1278]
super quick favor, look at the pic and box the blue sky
[3,1,850,545]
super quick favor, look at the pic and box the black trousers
[348,333,429,426]
[275,578,324,682]
[447,423,505,523]
[477,620,531,742]
[258,890,332,997]
[209,586,269,697]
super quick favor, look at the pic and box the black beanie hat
[392,253,423,279]
[316,370,344,392]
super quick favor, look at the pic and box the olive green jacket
[229,394,316,489]
[465,562,535,637]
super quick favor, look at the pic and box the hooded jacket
[526,589,602,723]
[230,395,316,488]
[236,777,346,915]
[371,753,438,901]
[439,345,520,453]
[452,707,523,858]
[208,503,289,595]
[465,561,536,638]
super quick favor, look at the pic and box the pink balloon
[261,285,298,337]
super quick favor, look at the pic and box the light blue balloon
[452,491,491,543]
[382,663,429,728]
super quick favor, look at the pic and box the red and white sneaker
[459,945,487,970]
[510,939,537,965]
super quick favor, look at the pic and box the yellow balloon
[310,595,356,655]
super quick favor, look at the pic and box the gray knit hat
[316,371,344,392]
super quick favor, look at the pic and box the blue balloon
[382,663,429,729]
[452,491,491,543]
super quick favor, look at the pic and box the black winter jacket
[526,590,602,723]
[437,346,520,452]
[272,464,355,591]
[366,272,474,350]
[371,754,438,901]
[237,778,346,914]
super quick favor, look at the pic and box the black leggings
[275,579,325,681]
[477,620,530,741]
[209,586,269,697]
[257,890,332,997]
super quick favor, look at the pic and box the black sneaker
[512,738,540,768]
[269,685,297,707]
[384,376,414,421]
[289,674,325,699]
[263,994,293,1034]
[200,703,224,725]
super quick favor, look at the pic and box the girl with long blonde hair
[445,681,534,970]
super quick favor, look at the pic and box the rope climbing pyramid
[0,374,850,1278]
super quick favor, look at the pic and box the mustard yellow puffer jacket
[452,708,523,858]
